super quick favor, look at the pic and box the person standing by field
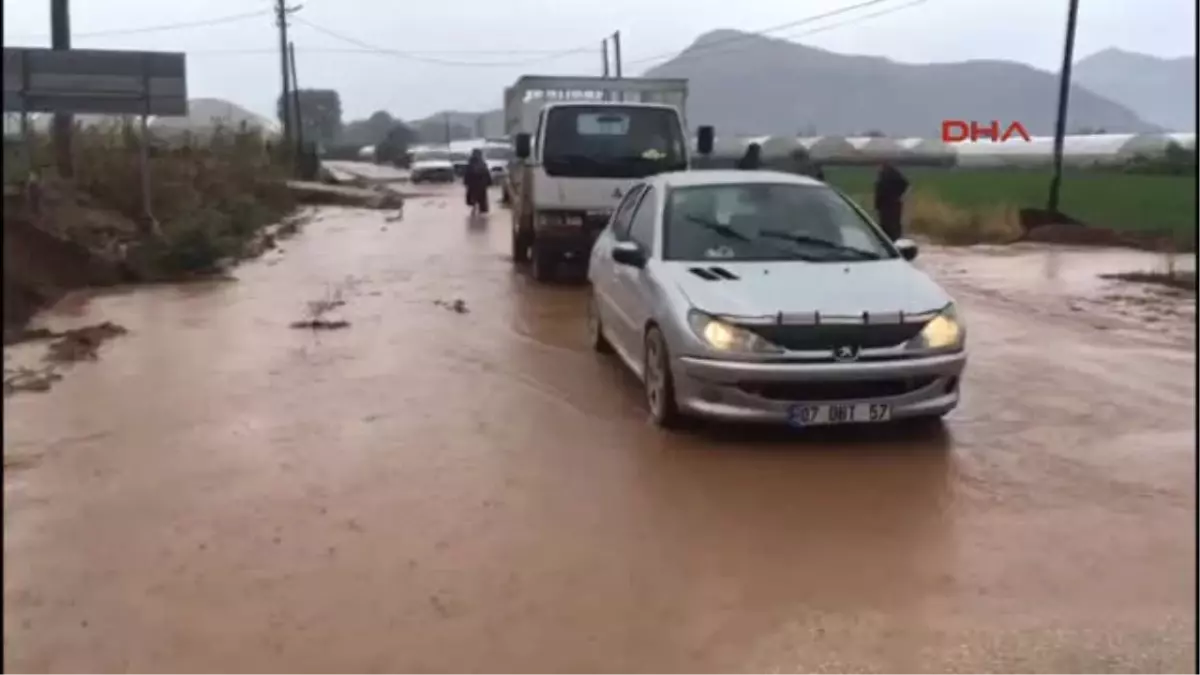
[873,162,909,241]
[737,143,763,170]
[463,149,492,215]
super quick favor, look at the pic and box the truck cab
[504,76,699,282]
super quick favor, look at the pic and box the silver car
[586,170,967,429]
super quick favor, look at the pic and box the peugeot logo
[832,345,861,362]
[612,187,623,199]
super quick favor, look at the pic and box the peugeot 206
[587,170,967,429]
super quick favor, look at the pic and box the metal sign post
[3,46,186,234]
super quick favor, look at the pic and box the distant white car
[409,149,456,183]
[482,144,513,179]
[587,170,967,429]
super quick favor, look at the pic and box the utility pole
[1047,0,1081,214]
[611,31,623,78]
[444,113,451,145]
[601,38,610,77]
[275,0,293,148]
[50,0,72,177]
[288,41,304,171]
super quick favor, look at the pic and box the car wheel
[643,326,685,429]
[530,238,556,282]
[511,215,530,265]
[587,293,613,354]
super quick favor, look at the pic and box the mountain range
[1073,47,1195,132]
[408,30,1194,139]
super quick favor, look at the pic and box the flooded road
[4,186,1196,673]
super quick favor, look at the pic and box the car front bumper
[672,351,967,424]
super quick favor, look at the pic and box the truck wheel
[511,215,531,264]
[530,238,556,282]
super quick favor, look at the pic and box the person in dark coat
[463,149,493,215]
[812,163,826,181]
[873,162,909,241]
[736,143,762,170]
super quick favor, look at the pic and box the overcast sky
[4,0,1195,122]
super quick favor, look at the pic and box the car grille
[745,323,925,351]
[738,377,937,402]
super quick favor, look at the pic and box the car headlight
[908,304,965,351]
[687,311,783,354]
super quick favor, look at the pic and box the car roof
[648,169,825,189]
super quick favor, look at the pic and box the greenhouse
[691,131,1193,167]
[797,136,859,160]
[845,136,905,159]
[897,137,954,161]
[952,133,1193,167]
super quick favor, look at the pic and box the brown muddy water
[4,184,1196,673]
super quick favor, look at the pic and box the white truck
[504,75,712,282]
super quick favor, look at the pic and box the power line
[178,46,606,57]
[8,8,272,41]
[289,15,596,67]
[624,0,925,70]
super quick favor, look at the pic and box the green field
[822,166,1198,240]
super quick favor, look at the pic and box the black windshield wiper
[759,230,881,260]
[686,215,752,242]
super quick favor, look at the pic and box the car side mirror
[611,241,646,268]
[696,125,714,156]
[894,238,919,261]
[514,133,531,160]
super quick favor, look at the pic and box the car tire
[511,215,531,265]
[530,238,556,282]
[587,293,613,354]
[643,326,686,429]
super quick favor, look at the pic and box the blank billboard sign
[3,47,187,117]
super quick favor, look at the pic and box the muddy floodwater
[4,182,1196,673]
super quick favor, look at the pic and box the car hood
[411,160,453,170]
[664,259,952,318]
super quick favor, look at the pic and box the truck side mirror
[696,126,714,156]
[515,133,532,160]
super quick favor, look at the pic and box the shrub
[11,121,296,278]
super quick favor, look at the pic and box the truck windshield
[414,151,451,162]
[542,105,687,178]
[483,146,513,161]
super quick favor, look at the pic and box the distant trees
[277,89,344,146]
[341,111,400,147]
[375,123,418,166]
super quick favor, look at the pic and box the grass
[825,166,1197,246]
[6,121,296,278]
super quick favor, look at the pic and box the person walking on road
[463,149,493,216]
[736,143,763,170]
[873,162,909,241]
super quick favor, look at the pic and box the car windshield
[413,150,451,162]
[663,183,896,262]
[542,105,687,178]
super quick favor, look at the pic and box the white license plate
[787,402,892,427]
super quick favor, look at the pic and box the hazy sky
[4,0,1195,121]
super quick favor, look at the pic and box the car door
[591,184,646,346]
[610,186,658,357]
